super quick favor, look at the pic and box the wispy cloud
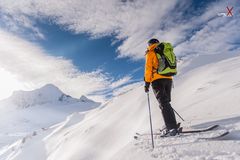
[1,0,239,60]
[110,76,132,89]
[0,0,178,59]
[175,1,240,57]
[0,29,132,102]
[112,82,141,97]
[0,10,45,40]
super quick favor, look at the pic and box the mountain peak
[79,95,95,103]
[41,84,61,91]
[9,84,78,108]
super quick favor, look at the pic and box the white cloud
[0,68,24,100]
[0,29,124,102]
[175,16,240,57]
[112,82,142,97]
[175,1,240,57]
[1,0,239,60]
[110,76,132,89]
[0,0,179,59]
[0,10,45,40]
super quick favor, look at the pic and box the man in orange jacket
[144,38,178,136]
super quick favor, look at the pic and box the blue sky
[0,0,239,101]
[37,21,144,80]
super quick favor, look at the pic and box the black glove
[144,82,150,93]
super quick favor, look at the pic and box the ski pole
[171,79,184,121]
[147,92,154,149]
[172,107,185,121]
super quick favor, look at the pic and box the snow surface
[0,84,100,150]
[1,54,240,160]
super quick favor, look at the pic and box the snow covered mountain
[0,84,100,150]
[7,84,86,108]
[79,95,96,103]
[1,54,240,160]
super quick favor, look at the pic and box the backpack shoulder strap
[154,43,164,54]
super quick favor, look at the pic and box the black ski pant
[152,78,177,130]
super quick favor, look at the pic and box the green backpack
[154,42,177,76]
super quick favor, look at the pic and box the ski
[134,130,229,141]
[179,124,219,134]
[135,124,219,137]
[197,131,229,140]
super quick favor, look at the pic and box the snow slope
[173,55,240,123]
[0,84,100,149]
[1,54,240,160]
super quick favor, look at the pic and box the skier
[144,38,178,136]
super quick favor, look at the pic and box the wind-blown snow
[1,55,240,160]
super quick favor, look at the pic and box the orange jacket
[144,43,172,83]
